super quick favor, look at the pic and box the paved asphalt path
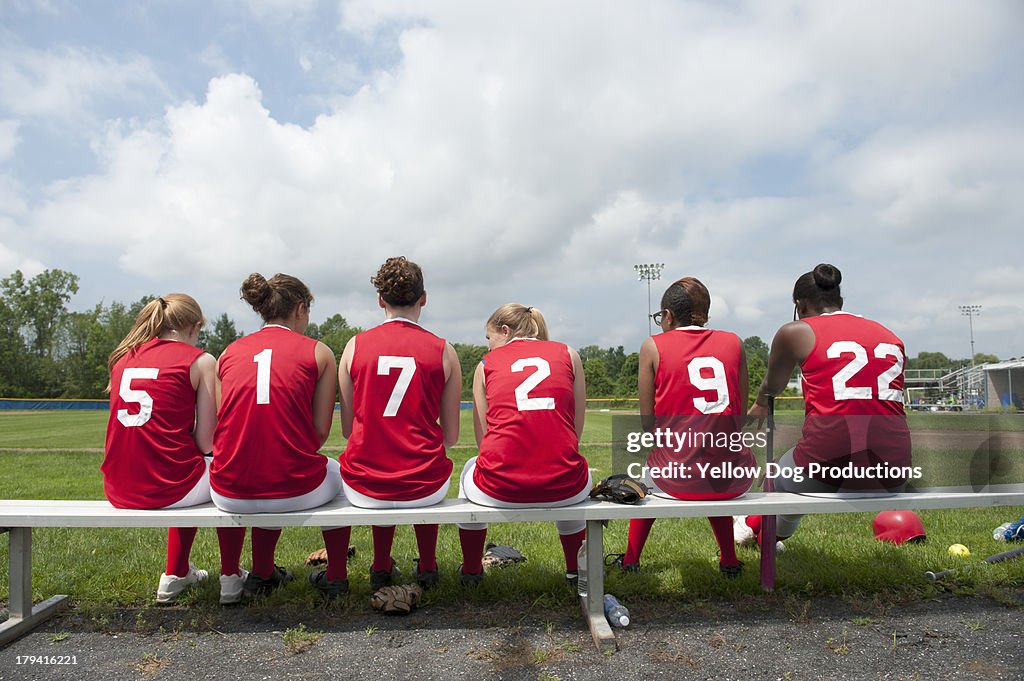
[2,591,1023,680]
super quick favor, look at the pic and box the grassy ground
[1,410,1023,617]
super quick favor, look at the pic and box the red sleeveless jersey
[102,338,207,509]
[796,311,910,474]
[340,319,453,500]
[474,339,589,503]
[211,326,327,499]
[647,327,755,499]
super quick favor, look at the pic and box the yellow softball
[947,544,971,557]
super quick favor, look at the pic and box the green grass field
[2,410,1023,619]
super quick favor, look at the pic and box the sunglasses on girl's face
[650,310,666,325]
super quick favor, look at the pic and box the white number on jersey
[687,356,730,414]
[253,349,272,405]
[827,341,904,402]
[117,367,160,427]
[511,357,555,411]
[378,356,416,417]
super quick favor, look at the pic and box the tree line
[0,269,997,402]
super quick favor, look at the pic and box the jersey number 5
[117,367,160,427]
[827,341,904,401]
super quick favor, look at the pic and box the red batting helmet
[873,510,926,544]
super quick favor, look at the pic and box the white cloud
[0,120,20,162]
[0,44,166,121]
[5,0,1023,358]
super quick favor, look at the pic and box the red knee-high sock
[322,527,351,581]
[624,518,656,566]
[559,529,586,573]
[414,524,439,572]
[216,527,246,576]
[458,528,487,575]
[371,525,396,572]
[166,527,198,577]
[708,516,738,566]
[251,528,282,579]
[746,515,763,542]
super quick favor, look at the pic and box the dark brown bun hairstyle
[241,273,313,322]
[792,263,843,309]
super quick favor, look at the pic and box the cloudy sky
[2,0,1022,359]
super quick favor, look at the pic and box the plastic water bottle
[994,522,1013,541]
[603,594,630,627]
[576,540,588,596]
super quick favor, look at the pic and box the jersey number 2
[511,357,555,411]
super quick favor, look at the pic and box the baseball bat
[925,545,1024,582]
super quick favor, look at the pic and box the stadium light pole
[634,263,665,336]
[959,304,982,366]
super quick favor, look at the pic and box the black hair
[793,263,843,310]
[660,277,710,327]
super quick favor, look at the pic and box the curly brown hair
[371,256,424,307]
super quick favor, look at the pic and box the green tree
[0,269,80,396]
[583,357,614,398]
[453,342,487,400]
[907,351,953,371]
[743,336,769,366]
[974,353,999,365]
[613,352,640,398]
[200,313,243,358]
[308,314,362,359]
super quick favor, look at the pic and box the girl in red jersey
[210,273,349,602]
[611,277,756,576]
[338,256,461,589]
[742,263,911,541]
[456,304,590,585]
[103,294,234,603]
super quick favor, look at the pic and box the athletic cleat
[308,569,349,602]
[605,553,640,573]
[243,565,294,596]
[733,515,757,546]
[412,559,440,590]
[459,567,485,588]
[370,557,401,590]
[219,568,249,605]
[565,572,579,589]
[156,564,208,604]
[719,561,744,579]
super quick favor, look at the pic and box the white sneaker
[156,564,209,603]
[733,516,756,546]
[220,568,249,605]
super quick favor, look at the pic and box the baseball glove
[304,545,357,566]
[482,543,527,568]
[370,583,424,615]
[589,474,651,505]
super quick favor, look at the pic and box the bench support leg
[579,519,616,655]
[2,528,69,646]
[759,515,777,592]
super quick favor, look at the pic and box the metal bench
[4,486,1024,651]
